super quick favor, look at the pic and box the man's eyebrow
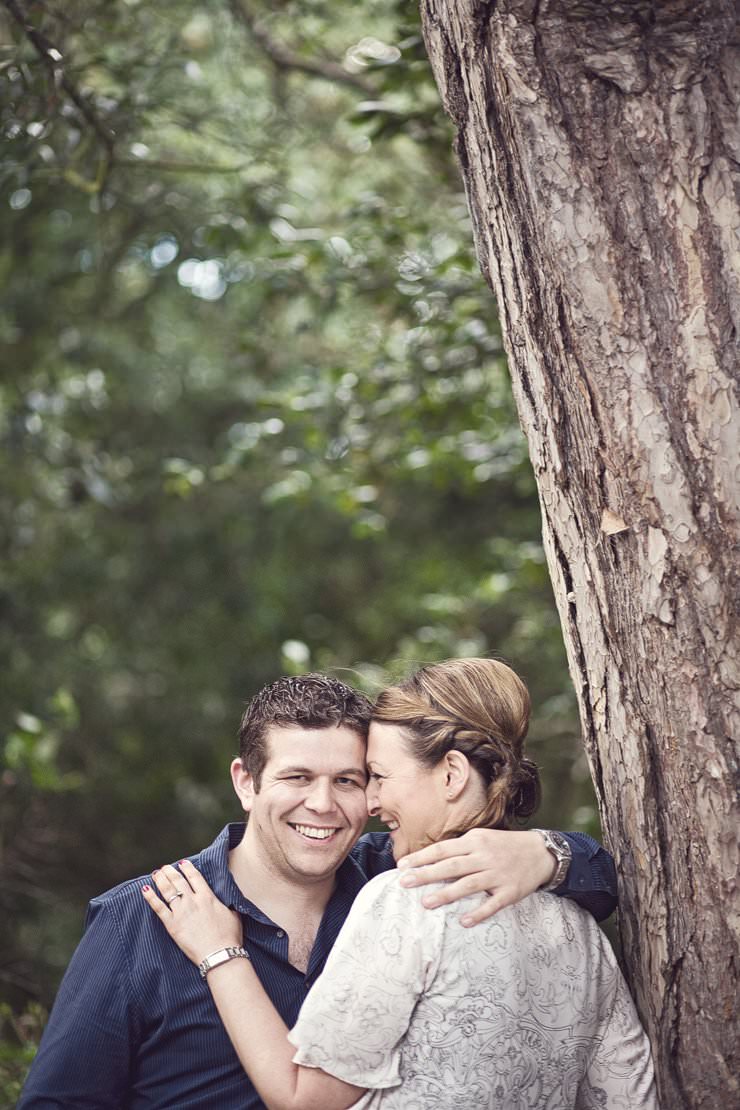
[276,766,366,776]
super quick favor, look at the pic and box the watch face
[548,832,571,859]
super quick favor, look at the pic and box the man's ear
[231,757,257,813]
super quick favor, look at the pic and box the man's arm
[553,831,617,922]
[18,899,136,1109]
[392,828,617,925]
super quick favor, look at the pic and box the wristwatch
[533,829,572,891]
[198,945,250,979]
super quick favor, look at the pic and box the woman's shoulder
[349,870,452,934]
[352,876,610,956]
[352,871,482,938]
[354,867,419,910]
[456,890,614,975]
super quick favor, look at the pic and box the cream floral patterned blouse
[288,871,658,1109]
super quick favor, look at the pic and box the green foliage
[0,1003,47,1108]
[0,0,600,1075]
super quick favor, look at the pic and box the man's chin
[289,859,345,883]
[287,839,355,879]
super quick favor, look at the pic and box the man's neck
[228,824,337,928]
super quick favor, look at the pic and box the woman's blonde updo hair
[373,658,541,833]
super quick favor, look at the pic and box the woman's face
[365,721,447,860]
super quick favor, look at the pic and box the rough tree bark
[419,2,739,1107]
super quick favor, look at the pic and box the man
[20,674,616,1109]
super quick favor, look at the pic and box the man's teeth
[293,824,336,840]
[386,820,399,831]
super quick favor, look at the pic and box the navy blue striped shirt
[19,825,616,1109]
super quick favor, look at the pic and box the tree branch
[115,157,250,174]
[2,0,115,158]
[228,0,375,95]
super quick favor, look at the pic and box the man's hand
[396,828,556,926]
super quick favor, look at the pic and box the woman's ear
[443,749,471,800]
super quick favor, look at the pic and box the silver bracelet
[198,945,250,979]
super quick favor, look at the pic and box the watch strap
[533,829,572,891]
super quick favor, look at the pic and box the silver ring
[165,891,184,905]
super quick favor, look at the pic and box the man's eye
[336,777,362,788]
[286,775,309,782]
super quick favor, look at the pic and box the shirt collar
[193,823,253,915]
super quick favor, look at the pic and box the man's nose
[304,778,336,813]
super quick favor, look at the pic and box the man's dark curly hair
[238,673,372,790]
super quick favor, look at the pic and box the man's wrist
[532,829,572,891]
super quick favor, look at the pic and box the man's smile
[288,823,342,842]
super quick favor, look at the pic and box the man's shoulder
[85,839,214,932]
[350,829,392,854]
[82,870,168,948]
[87,871,156,927]
[347,829,395,879]
[92,871,155,906]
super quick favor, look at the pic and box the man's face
[234,725,369,884]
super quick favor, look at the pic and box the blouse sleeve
[288,871,445,1091]
[579,968,659,1109]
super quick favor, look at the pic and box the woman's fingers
[141,882,193,948]
[148,859,206,900]
[151,865,183,905]
[162,862,193,894]
[179,858,208,894]
[142,859,243,963]
[141,884,169,919]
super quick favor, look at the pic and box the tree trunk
[418,2,739,1106]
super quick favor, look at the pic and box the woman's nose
[365,783,380,816]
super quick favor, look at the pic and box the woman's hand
[142,860,242,965]
[395,828,555,925]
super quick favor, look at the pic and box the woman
[143,658,657,1109]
